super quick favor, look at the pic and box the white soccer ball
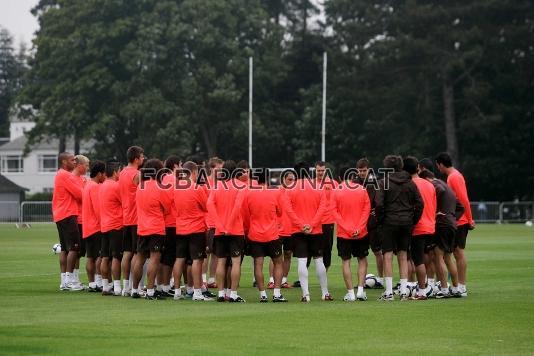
[525,221,533,227]
[52,243,62,254]
[365,274,377,288]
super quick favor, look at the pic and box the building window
[0,155,24,173]
[38,155,57,172]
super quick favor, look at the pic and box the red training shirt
[447,169,473,226]
[332,182,371,239]
[136,179,172,236]
[99,179,123,233]
[207,179,246,236]
[52,168,82,223]
[119,166,139,226]
[82,180,101,238]
[412,177,437,236]
[174,181,208,235]
[286,178,327,235]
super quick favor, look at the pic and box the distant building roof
[0,174,28,193]
[0,135,93,152]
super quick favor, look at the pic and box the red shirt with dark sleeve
[52,169,83,223]
[333,182,371,239]
[241,186,281,242]
[286,179,327,235]
[207,179,246,236]
[119,166,139,226]
[136,179,172,236]
[174,181,208,235]
[447,169,473,226]
[72,174,87,224]
[99,179,123,233]
[161,173,176,228]
[412,177,437,236]
[82,180,101,238]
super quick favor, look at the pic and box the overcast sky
[0,0,39,46]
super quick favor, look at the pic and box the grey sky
[0,0,39,46]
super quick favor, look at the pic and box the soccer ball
[52,243,62,254]
[407,283,417,297]
[365,274,377,288]
[525,221,533,227]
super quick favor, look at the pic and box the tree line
[0,0,532,200]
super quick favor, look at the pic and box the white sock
[260,290,267,298]
[297,258,309,297]
[186,286,194,295]
[451,286,459,293]
[400,278,408,295]
[95,274,103,287]
[281,276,287,284]
[385,277,393,294]
[201,284,207,292]
[357,286,364,295]
[208,277,215,284]
[269,276,274,283]
[156,284,163,292]
[113,280,121,293]
[132,288,138,295]
[147,288,154,297]
[314,257,329,297]
[175,288,182,297]
[65,272,72,284]
[60,273,66,285]
[224,288,231,298]
[163,284,170,292]
[102,279,110,291]
[347,289,355,298]
[428,278,435,290]
[441,287,449,294]
[218,290,225,298]
[230,290,238,299]
[123,279,130,290]
[89,282,97,288]
[377,276,384,284]
[274,288,281,298]
[202,273,207,283]
[73,269,79,282]
[194,288,203,297]
[458,283,466,292]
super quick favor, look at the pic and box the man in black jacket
[375,155,424,301]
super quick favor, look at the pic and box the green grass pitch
[0,224,533,355]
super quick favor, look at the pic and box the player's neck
[444,167,455,176]
[127,163,138,169]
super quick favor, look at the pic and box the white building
[0,116,92,194]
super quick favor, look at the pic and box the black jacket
[432,179,465,229]
[356,176,378,231]
[375,171,424,227]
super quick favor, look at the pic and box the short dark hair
[140,159,163,181]
[294,161,310,179]
[90,160,106,178]
[338,166,353,181]
[383,155,403,172]
[435,152,453,168]
[58,152,72,167]
[105,161,121,178]
[208,157,223,169]
[254,168,269,185]
[181,161,198,176]
[403,156,419,175]
[126,146,144,163]
[419,158,434,172]
[222,160,237,179]
[419,170,435,179]
[314,161,326,167]
[164,155,181,170]
[236,160,250,169]
[356,158,370,169]
[187,155,205,166]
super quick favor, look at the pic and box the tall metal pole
[249,57,253,167]
[321,51,327,162]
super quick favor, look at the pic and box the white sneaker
[192,294,214,301]
[173,294,185,300]
[122,288,131,297]
[59,283,69,291]
[343,293,356,302]
[113,289,122,296]
[67,282,84,291]
[356,291,367,301]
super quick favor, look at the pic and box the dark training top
[432,178,465,229]
[374,171,424,227]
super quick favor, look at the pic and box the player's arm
[411,182,424,225]
[454,198,465,220]
[278,190,303,230]
[241,194,250,236]
[90,187,100,218]
[227,189,246,230]
[449,175,474,226]
[311,189,327,228]
[356,192,372,236]
[196,186,208,213]
[65,174,83,201]
[332,193,354,236]
[207,190,226,233]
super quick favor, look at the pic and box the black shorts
[368,228,382,253]
[85,232,102,259]
[55,215,80,252]
[161,227,177,267]
[280,236,293,253]
[206,228,215,254]
[78,224,86,257]
[410,235,433,266]
[435,225,456,254]
[454,224,469,250]
[176,232,207,260]
[322,224,335,268]
[247,239,283,259]
[105,229,123,259]
[137,234,165,255]
[123,225,138,252]
[213,235,245,258]
[292,233,323,258]
[337,236,369,260]
[381,225,411,253]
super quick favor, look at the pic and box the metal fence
[0,200,532,224]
